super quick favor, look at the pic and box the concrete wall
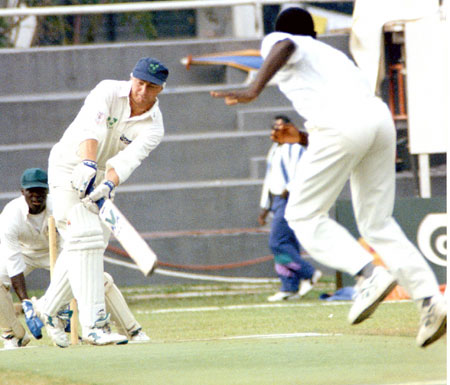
[1,33,443,290]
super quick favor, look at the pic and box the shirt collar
[18,196,29,220]
[144,98,160,120]
[119,80,132,98]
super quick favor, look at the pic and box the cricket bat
[98,199,158,276]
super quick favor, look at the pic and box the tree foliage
[1,0,158,47]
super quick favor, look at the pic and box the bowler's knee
[358,217,398,243]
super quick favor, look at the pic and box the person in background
[258,115,321,302]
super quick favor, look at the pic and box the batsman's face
[21,187,48,215]
[130,76,163,106]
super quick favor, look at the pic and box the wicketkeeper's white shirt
[48,80,164,189]
[0,196,57,281]
[261,32,373,127]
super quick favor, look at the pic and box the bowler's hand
[210,89,258,105]
[271,122,309,147]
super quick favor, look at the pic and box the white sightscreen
[405,12,448,154]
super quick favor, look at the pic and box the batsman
[38,57,169,345]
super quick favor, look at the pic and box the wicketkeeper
[37,57,168,345]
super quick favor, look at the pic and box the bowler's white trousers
[285,97,439,300]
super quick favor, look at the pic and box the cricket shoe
[1,331,31,350]
[56,307,73,333]
[348,266,397,325]
[44,314,70,348]
[267,291,300,302]
[83,314,128,346]
[33,299,70,348]
[416,295,447,348]
[299,270,323,297]
[129,328,150,343]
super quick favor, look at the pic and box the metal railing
[0,0,353,38]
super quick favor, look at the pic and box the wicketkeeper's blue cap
[132,57,169,86]
[21,168,48,189]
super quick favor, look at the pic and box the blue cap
[132,57,169,86]
[21,168,48,189]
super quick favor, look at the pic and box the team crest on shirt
[95,111,106,124]
[107,116,118,129]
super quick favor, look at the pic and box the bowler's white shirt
[261,32,373,127]
[49,80,164,188]
[0,196,56,278]
[260,143,305,210]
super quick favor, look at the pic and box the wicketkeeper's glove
[22,299,44,339]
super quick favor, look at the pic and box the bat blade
[99,199,157,276]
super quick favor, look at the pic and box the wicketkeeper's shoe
[267,291,300,302]
[416,295,447,348]
[1,331,31,350]
[348,266,397,325]
[83,314,128,346]
[299,270,323,297]
[44,314,70,348]
[129,328,151,343]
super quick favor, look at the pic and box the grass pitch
[0,281,446,385]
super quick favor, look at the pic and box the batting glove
[71,160,97,198]
[82,180,116,214]
[22,299,44,339]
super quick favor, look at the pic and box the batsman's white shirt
[0,196,56,285]
[49,79,164,188]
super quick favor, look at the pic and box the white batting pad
[66,203,107,328]
[104,273,140,337]
[38,251,73,317]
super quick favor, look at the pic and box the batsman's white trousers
[285,97,439,300]
[44,185,111,329]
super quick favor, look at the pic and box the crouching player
[0,168,149,349]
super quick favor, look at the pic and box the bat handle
[85,184,105,209]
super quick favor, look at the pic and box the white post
[232,4,258,37]
[254,0,264,38]
[418,154,432,198]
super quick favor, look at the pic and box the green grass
[1,282,447,385]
